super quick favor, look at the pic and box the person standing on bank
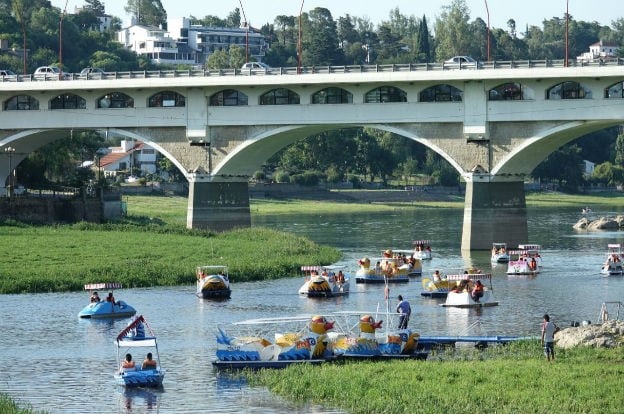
[541,314,559,362]
[396,295,411,329]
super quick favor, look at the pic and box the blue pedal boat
[114,315,165,388]
[78,282,136,319]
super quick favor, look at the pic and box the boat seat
[122,367,137,372]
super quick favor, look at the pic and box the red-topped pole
[484,0,490,61]
[565,0,569,67]
[297,0,305,74]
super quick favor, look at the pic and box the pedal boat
[601,244,623,276]
[114,315,165,388]
[298,265,350,298]
[491,242,509,263]
[78,283,136,319]
[442,274,498,308]
[196,265,231,299]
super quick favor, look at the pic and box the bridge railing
[2,58,623,83]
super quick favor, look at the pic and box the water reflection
[1,206,623,413]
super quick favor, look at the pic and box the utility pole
[59,0,68,77]
[484,0,491,61]
[298,0,305,74]
[565,0,569,67]
[239,0,249,63]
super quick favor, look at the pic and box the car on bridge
[444,56,478,69]
[241,62,271,71]
[0,69,17,79]
[79,67,105,79]
[33,66,69,80]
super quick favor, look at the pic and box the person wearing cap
[396,295,411,329]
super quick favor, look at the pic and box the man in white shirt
[541,314,559,362]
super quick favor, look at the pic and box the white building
[117,17,268,66]
[577,40,620,63]
[98,140,158,177]
[117,24,196,65]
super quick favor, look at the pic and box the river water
[1,205,623,413]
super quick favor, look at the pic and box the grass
[0,394,43,414]
[0,223,340,294]
[249,341,624,413]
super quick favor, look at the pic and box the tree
[125,0,167,28]
[304,8,342,66]
[434,0,474,59]
[206,49,229,69]
[416,15,431,62]
[615,132,624,166]
[84,0,105,15]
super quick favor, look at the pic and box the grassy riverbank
[250,341,624,413]
[0,224,339,294]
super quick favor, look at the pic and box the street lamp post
[4,146,15,198]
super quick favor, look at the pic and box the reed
[250,341,624,413]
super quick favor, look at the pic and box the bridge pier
[461,180,528,251]
[186,180,251,231]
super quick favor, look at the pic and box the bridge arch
[605,81,624,98]
[3,95,39,111]
[97,92,134,109]
[148,91,186,107]
[546,81,592,99]
[259,88,299,105]
[311,87,353,104]
[209,89,248,106]
[492,120,624,177]
[50,93,86,110]
[364,86,407,103]
[419,84,462,102]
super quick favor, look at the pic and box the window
[3,95,39,111]
[148,91,186,107]
[50,94,86,110]
[547,81,590,99]
[260,88,300,105]
[489,83,523,100]
[419,84,462,102]
[312,87,353,104]
[97,92,134,109]
[365,86,407,103]
[605,81,624,99]
[209,89,248,106]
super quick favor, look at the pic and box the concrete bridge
[1,60,623,250]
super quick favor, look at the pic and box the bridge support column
[186,180,251,231]
[461,180,528,251]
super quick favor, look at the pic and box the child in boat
[90,291,100,303]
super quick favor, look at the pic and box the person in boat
[529,257,538,271]
[106,292,116,305]
[121,353,135,371]
[471,280,484,302]
[90,291,100,303]
[141,352,158,370]
[336,271,345,284]
[375,261,382,274]
[433,270,442,282]
[396,295,411,329]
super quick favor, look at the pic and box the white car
[444,56,478,68]
[0,69,17,78]
[33,66,69,80]
[241,62,271,71]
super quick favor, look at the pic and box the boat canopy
[444,273,492,282]
[84,282,122,290]
[301,265,345,272]
[518,244,541,250]
[117,338,158,347]
[608,244,621,249]
[412,240,430,245]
